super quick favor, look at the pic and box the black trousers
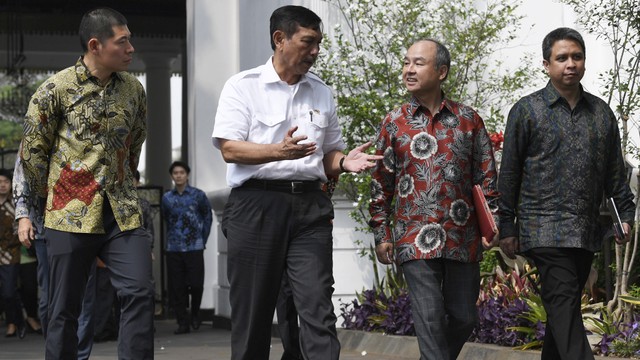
[525,247,595,360]
[19,261,39,319]
[276,272,302,360]
[222,187,340,360]
[44,202,154,360]
[166,250,204,327]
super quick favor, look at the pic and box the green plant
[480,247,500,274]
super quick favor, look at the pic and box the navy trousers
[44,203,154,360]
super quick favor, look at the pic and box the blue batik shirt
[161,185,213,252]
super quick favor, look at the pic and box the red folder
[472,185,497,241]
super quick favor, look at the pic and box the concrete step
[338,329,628,360]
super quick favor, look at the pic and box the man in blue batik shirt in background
[161,161,212,335]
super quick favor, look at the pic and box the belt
[241,179,321,194]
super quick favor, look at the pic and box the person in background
[135,170,155,248]
[0,168,26,339]
[212,5,381,359]
[498,27,635,360]
[161,161,212,335]
[369,39,499,360]
[19,7,153,359]
[14,144,99,359]
[17,241,41,334]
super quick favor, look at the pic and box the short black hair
[0,168,13,182]
[542,27,586,62]
[169,161,190,175]
[415,39,451,81]
[269,5,322,51]
[79,7,128,53]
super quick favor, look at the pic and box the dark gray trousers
[403,259,480,360]
[277,272,302,360]
[222,187,340,360]
[44,202,154,360]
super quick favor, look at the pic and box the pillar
[141,53,176,192]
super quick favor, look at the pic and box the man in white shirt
[212,5,381,360]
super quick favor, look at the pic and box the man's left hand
[616,222,632,244]
[342,141,383,173]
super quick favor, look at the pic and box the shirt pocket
[250,113,287,144]
[297,111,328,146]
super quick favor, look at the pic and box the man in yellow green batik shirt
[20,7,154,360]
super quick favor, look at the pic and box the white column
[141,53,176,192]
[187,0,240,314]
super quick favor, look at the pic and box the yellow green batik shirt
[21,57,147,234]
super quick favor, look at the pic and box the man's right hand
[375,242,394,265]
[280,126,317,160]
[17,217,35,248]
[499,236,519,259]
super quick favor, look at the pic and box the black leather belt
[241,179,321,194]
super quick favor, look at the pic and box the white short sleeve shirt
[212,57,346,188]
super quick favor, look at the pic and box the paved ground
[0,319,410,360]
[1,319,625,360]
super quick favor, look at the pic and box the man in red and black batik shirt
[369,39,499,360]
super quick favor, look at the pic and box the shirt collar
[407,92,451,116]
[542,80,591,110]
[260,56,310,86]
[171,184,193,195]
[74,56,124,85]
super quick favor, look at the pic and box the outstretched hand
[280,126,317,160]
[342,141,383,173]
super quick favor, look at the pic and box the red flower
[489,131,504,152]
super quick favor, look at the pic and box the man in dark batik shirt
[498,27,635,360]
[161,161,212,335]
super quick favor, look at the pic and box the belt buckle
[291,181,304,194]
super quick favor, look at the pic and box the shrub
[339,287,415,336]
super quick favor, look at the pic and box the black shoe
[94,329,117,343]
[174,325,190,335]
[17,324,26,339]
[191,316,201,330]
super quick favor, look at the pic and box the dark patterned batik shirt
[369,96,498,264]
[21,57,147,233]
[0,197,21,265]
[498,81,635,252]
[161,185,213,252]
